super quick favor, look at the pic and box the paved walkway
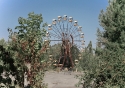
[43,71,83,88]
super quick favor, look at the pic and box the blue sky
[0,0,108,48]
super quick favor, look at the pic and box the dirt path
[43,71,83,88]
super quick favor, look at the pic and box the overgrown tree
[96,0,125,87]
[0,45,18,88]
[8,12,48,88]
[77,0,125,87]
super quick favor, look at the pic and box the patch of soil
[43,71,83,88]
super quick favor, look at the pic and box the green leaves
[0,12,48,88]
[0,45,18,87]
[12,12,48,87]
[77,0,125,87]
[99,0,125,44]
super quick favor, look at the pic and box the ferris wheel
[46,15,85,69]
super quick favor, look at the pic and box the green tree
[96,0,125,87]
[99,0,125,46]
[8,12,48,88]
[0,45,18,88]
[77,0,125,87]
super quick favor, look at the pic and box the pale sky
[0,0,108,48]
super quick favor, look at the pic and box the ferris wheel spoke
[53,25,62,37]
[71,28,79,35]
[73,40,83,42]
[58,21,63,35]
[71,28,78,36]
[71,31,79,39]
[66,21,70,34]
[50,35,61,39]
[66,23,68,34]
[69,21,78,34]
[49,40,62,41]
[67,22,75,38]
[51,27,62,38]
[74,34,80,38]
[73,31,81,40]
[67,22,74,35]
[57,21,64,37]
[70,27,78,35]
[49,32,62,39]
[62,21,66,33]
[62,22,65,33]
[69,25,76,34]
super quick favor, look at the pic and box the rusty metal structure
[46,15,85,69]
